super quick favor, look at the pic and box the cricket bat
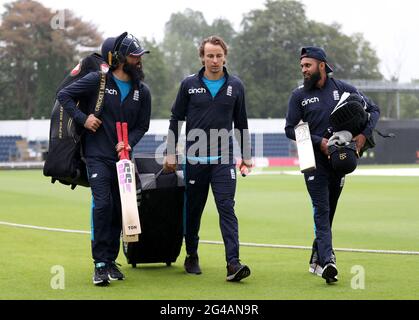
[116,122,140,243]
[294,122,316,173]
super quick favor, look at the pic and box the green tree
[211,18,236,45]
[141,39,174,119]
[0,0,102,119]
[306,23,382,80]
[231,0,383,118]
[400,92,419,119]
[158,9,238,120]
[231,0,310,118]
[162,9,208,83]
[161,9,236,84]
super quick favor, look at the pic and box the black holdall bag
[123,154,185,268]
[43,54,109,189]
[329,91,377,157]
[328,91,396,157]
[329,92,369,137]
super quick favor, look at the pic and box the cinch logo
[301,97,319,106]
[106,88,118,95]
[188,87,207,95]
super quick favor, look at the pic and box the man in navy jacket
[164,36,252,282]
[58,32,151,286]
[285,46,380,284]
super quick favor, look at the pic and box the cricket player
[163,36,252,282]
[285,46,380,283]
[57,32,151,286]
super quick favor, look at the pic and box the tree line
[0,0,417,120]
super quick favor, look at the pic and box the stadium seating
[1,133,293,163]
[257,133,291,157]
[132,133,291,158]
[0,136,22,162]
[133,134,166,154]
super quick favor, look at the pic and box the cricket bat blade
[294,122,316,173]
[116,122,141,239]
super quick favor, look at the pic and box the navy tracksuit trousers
[184,162,240,264]
[304,156,345,267]
[86,158,122,265]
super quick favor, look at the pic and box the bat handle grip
[116,122,128,160]
[122,122,129,160]
[116,122,123,143]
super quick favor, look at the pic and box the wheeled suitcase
[122,154,184,268]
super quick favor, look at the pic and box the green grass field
[0,168,419,300]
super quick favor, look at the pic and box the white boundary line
[200,240,419,256]
[1,221,418,256]
[250,167,419,177]
[0,221,90,234]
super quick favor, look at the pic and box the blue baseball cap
[101,37,116,61]
[300,46,333,73]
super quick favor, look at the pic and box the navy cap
[117,33,150,57]
[329,142,358,175]
[300,46,333,73]
[101,37,116,61]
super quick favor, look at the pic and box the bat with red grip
[116,121,140,242]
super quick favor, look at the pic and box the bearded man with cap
[57,32,151,286]
[284,46,380,284]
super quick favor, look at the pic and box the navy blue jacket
[57,71,151,161]
[168,67,250,160]
[285,77,380,155]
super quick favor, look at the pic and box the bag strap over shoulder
[94,71,107,117]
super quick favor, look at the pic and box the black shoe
[309,248,336,276]
[107,262,125,281]
[322,263,338,284]
[93,262,110,286]
[226,261,251,282]
[184,253,202,274]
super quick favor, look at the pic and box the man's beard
[123,62,145,83]
[303,70,321,90]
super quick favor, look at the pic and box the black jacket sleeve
[233,82,251,160]
[360,93,380,138]
[167,80,189,155]
[285,91,324,147]
[285,92,323,148]
[129,83,151,148]
[285,91,301,141]
[57,72,101,126]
